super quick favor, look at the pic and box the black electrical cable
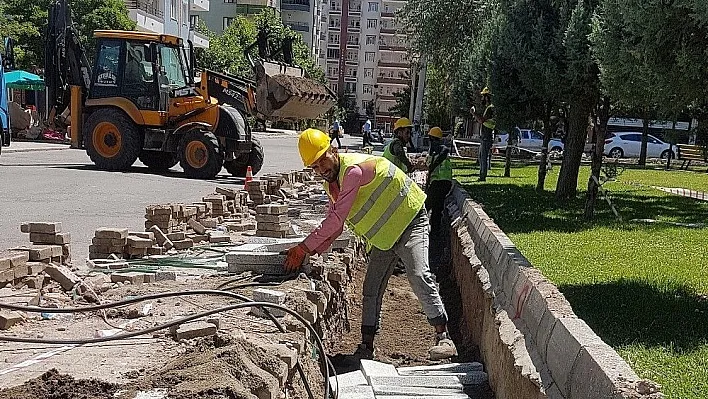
[0,291,336,399]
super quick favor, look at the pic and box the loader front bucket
[254,61,336,120]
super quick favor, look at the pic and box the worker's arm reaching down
[284,163,373,272]
[389,139,414,172]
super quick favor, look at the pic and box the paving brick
[27,222,62,234]
[0,311,23,330]
[397,363,484,376]
[95,227,128,239]
[172,320,217,340]
[148,225,169,245]
[128,231,155,241]
[187,218,206,235]
[12,264,29,279]
[111,272,145,285]
[0,251,29,271]
[360,360,398,384]
[264,343,298,370]
[172,239,194,250]
[92,237,127,247]
[257,222,290,232]
[143,273,156,283]
[20,223,30,233]
[256,204,288,215]
[216,186,240,199]
[25,275,44,289]
[0,269,14,283]
[166,232,186,241]
[147,246,164,256]
[208,233,231,243]
[255,214,289,223]
[14,245,62,261]
[127,236,153,249]
[55,233,71,245]
[29,232,58,244]
[256,230,287,238]
[155,271,177,281]
[146,204,172,216]
[251,288,286,318]
[89,244,125,254]
[25,262,46,276]
[226,252,287,265]
[43,264,80,290]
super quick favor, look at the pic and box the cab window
[160,46,187,89]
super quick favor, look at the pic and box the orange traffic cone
[244,165,253,189]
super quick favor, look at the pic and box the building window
[223,17,234,30]
[329,33,340,43]
[365,52,375,62]
[330,83,338,92]
[367,19,377,29]
[368,1,378,11]
[366,35,376,45]
[363,84,373,94]
[364,68,373,77]
[327,48,340,58]
[190,15,199,29]
[345,82,356,92]
[327,65,338,76]
[171,0,178,19]
[346,50,358,60]
[224,0,236,3]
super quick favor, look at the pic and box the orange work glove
[284,243,309,273]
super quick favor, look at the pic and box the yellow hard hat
[428,126,443,138]
[481,87,491,95]
[393,117,414,132]
[298,128,331,166]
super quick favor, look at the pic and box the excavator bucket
[254,61,335,120]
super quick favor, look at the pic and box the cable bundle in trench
[0,289,339,399]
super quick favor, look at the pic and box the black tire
[660,150,674,160]
[138,151,178,171]
[84,108,142,171]
[224,137,265,177]
[608,147,624,158]
[179,130,224,179]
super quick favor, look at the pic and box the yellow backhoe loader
[45,0,335,178]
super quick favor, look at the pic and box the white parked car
[603,132,678,159]
[495,129,564,155]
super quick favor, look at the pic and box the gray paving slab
[375,396,469,399]
[397,362,484,375]
[329,369,369,391]
[370,385,465,397]
[360,360,398,384]
[338,385,376,399]
[369,376,463,390]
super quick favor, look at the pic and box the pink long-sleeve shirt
[303,162,376,254]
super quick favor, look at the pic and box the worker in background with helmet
[471,87,495,181]
[284,128,458,361]
[382,117,415,173]
[425,126,453,237]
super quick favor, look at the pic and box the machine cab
[89,31,194,113]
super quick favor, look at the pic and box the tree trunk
[666,115,676,170]
[584,96,610,220]
[639,109,649,166]
[504,135,512,177]
[556,101,592,200]
[536,103,553,191]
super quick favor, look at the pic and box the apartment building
[124,0,210,48]
[193,0,323,58]
[319,0,410,131]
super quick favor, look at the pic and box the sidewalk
[2,141,71,154]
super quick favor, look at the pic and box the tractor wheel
[224,137,264,177]
[138,151,178,171]
[84,108,142,171]
[179,130,223,179]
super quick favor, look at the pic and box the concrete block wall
[445,183,662,399]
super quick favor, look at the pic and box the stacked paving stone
[16,222,67,264]
[246,180,269,205]
[145,204,197,234]
[0,250,33,288]
[89,228,129,259]
[255,204,290,238]
[125,231,161,258]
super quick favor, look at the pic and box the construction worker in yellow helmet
[382,117,414,173]
[424,127,453,272]
[285,128,457,361]
[470,87,495,181]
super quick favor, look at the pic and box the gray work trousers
[361,208,448,336]
[479,139,492,180]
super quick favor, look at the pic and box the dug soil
[0,369,119,399]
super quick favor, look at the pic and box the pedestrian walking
[330,120,343,148]
[284,129,458,361]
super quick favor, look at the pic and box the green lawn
[453,160,708,399]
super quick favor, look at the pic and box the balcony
[189,29,210,48]
[190,0,209,12]
[379,27,396,34]
[378,60,408,68]
[282,0,310,12]
[377,76,409,85]
[349,3,361,14]
[329,6,342,14]
[381,11,394,17]
[288,22,310,32]
[347,24,361,32]
[378,44,407,52]
[128,8,165,33]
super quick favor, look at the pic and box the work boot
[353,343,375,361]
[429,332,457,360]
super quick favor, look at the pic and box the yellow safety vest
[324,153,426,250]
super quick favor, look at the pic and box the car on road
[495,129,565,156]
[603,132,678,159]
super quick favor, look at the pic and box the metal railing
[124,0,164,18]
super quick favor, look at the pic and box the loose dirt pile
[0,369,119,399]
[269,74,332,97]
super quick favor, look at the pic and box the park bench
[677,144,708,170]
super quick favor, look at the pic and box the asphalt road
[0,132,361,266]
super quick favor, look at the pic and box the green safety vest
[428,156,453,182]
[324,153,426,250]
[382,140,408,173]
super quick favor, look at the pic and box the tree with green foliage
[424,62,453,130]
[0,0,135,69]
[390,86,410,118]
